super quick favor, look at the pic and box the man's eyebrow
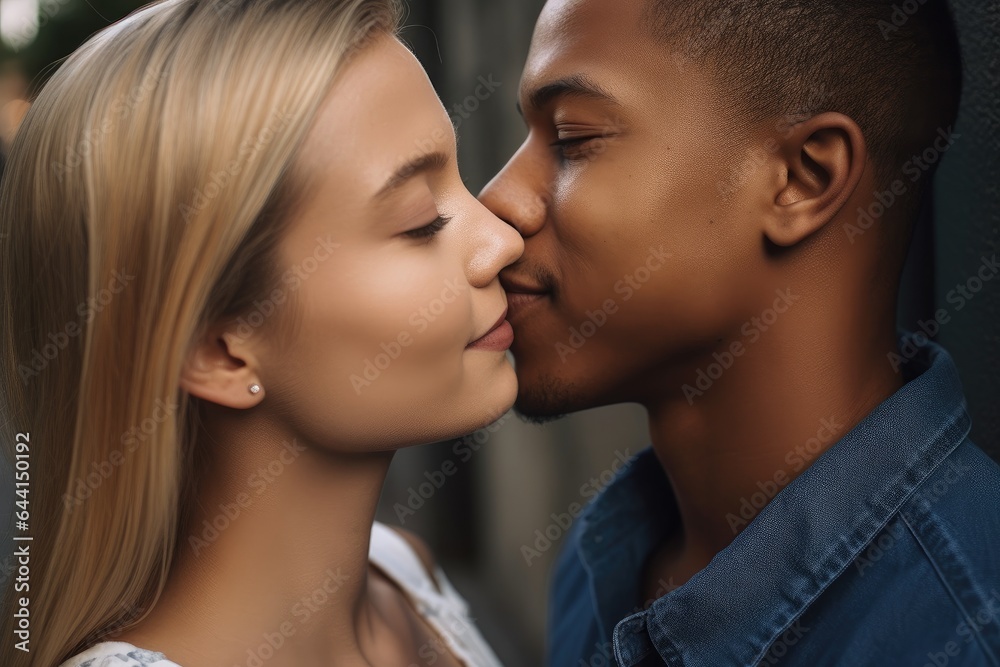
[516,74,621,116]
[374,151,449,200]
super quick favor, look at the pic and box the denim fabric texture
[548,333,1000,667]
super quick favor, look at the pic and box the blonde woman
[0,0,522,665]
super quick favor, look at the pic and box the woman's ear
[179,325,265,408]
[764,112,867,247]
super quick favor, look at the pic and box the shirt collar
[575,446,678,647]
[576,333,973,666]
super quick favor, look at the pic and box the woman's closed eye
[404,214,453,242]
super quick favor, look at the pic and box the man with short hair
[479,0,1000,665]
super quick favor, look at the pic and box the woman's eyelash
[404,215,452,241]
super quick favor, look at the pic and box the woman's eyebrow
[374,150,450,201]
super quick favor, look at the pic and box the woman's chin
[464,360,519,434]
[491,362,519,418]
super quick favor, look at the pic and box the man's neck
[642,314,904,588]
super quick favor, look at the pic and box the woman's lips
[467,307,513,351]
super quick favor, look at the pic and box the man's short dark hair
[644,0,963,197]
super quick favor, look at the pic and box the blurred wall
[932,0,1000,463]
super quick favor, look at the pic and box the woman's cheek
[337,278,468,389]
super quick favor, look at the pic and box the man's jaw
[510,369,583,425]
[512,403,567,426]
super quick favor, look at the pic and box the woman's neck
[116,407,395,667]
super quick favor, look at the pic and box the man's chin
[511,402,567,425]
[511,373,583,425]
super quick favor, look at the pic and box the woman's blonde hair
[0,0,400,663]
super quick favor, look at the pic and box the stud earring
[248,383,261,395]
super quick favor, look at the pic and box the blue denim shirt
[548,334,1000,667]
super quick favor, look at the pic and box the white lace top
[58,643,179,667]
[58,522,504,667]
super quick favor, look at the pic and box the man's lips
[467,307,513,351]
[506,291,546,311]
[500,273,551,319]
[499,273,549,294]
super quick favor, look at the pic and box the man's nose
[478,144,548,239]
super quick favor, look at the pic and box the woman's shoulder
[368,522,504,666]
[368,521,443,594]
[58,641,182,667]
[378,523,438,572]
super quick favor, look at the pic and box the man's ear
[764,112,867,247]
[179,324,265,408]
